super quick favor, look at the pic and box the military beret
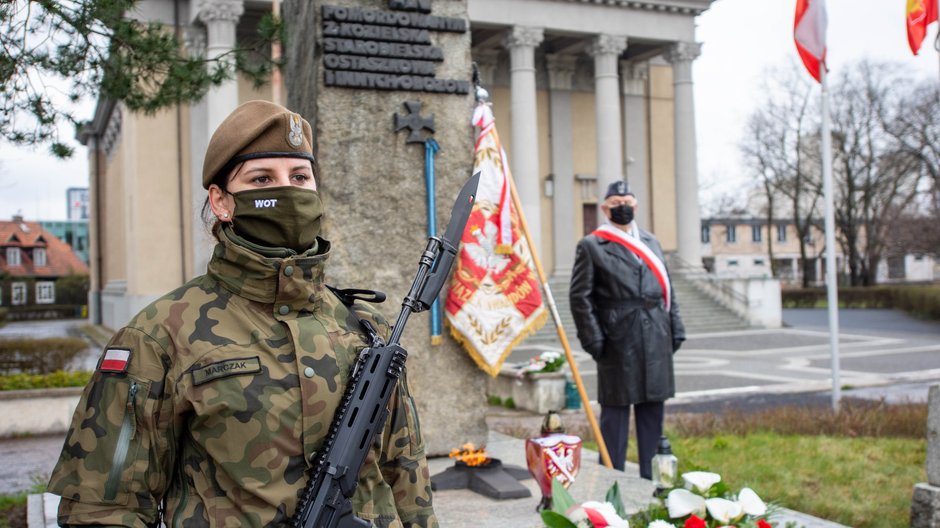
[202,100,316,189]
[604,180,634,199]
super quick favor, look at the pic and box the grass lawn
[0,483,42,528]
[556,399,928,528]
[670,433,925,528]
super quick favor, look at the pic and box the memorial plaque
[286,0,485,456]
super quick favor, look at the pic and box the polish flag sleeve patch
[99,348,131,373]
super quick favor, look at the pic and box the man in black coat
[569,181,685,478]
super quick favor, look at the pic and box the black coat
[569,229,685,406]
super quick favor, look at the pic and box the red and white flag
[100,348,130,373]
[794,0,827,82]
[444,102,547,377]
[907,0,938,54]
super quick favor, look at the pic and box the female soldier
[48,100,438,527]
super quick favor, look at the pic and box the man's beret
[604,180,634,199]
[202,100,316,189]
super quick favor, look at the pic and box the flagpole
[820,66,841,412]
[504,171,613,469]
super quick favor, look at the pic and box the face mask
[230,187,323,253]
[610,204,634,226]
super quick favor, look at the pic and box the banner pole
[504,172,613,469]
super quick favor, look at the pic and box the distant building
[67,187,90,221]
[0,215,90,307]
[701,217,840,287]
[701,217,937,286]
[40,220,90,266]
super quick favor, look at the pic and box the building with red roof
[0,215,90,307]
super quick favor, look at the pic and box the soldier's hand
[672,339,684,353]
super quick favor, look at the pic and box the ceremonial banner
[907,0,938,54]
[794,0,827,83]
[445,102,547,377]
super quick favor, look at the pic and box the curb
[0,388,81,438]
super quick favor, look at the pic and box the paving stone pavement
[0,434,63,496]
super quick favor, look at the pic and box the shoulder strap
[325,285,386,305]
[325,285,386,345]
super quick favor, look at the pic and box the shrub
[55,274,90,305]
[0,370,92,391]
[891,285,940,320]
[671,398,927,439]
[0,337,89,375]
[0,308,7,329]
[5,305,85,321]
[782,285,940,321]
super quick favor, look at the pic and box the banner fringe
[445,308,549,378]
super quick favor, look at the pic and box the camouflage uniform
[49,227,438,527]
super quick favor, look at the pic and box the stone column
[912,384,940,527]
[665,41,703,266]
[546,54,578,276]
[505,26,544,252]
[198,0,244,134]
[588,34,627,210]
[191,0,242,276]
[621,60,651,229]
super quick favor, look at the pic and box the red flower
[757,520,772,528]
[684,515,707,528]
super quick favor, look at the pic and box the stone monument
[912,384,940,527]
[284,0,485,456]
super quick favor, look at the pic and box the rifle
[290,172,480,528]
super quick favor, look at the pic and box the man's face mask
[230,187,323,253]
[609,204,634,226]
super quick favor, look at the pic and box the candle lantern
[651,435,678,496]
[525,411,582,511]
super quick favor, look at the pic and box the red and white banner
[444,102,547,377]
[908,0,938,54]
[794,0,827,82]
[593,224,671,312]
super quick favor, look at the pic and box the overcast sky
[0,0,938,221]
[694,0,938,207]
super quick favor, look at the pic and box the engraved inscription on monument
[321,1,470,94]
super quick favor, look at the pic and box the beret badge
[288,114,304,148]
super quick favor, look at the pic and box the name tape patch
[99,348,131,373]
[192,357,262,386]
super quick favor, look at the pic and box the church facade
[79,0,714,330]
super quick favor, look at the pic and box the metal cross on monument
[394,100,435,144]
[394,100,444,344]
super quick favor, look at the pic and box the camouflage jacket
[49,228,438,528]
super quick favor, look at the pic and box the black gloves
[585,341,603,359]
[673,339,684,353]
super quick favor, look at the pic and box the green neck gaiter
[230,187,323,253]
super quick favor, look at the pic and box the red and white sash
[592,223,671,311]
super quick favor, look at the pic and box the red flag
[794,0,827,82]
[908,0,939,54]
[444,102,547,377]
